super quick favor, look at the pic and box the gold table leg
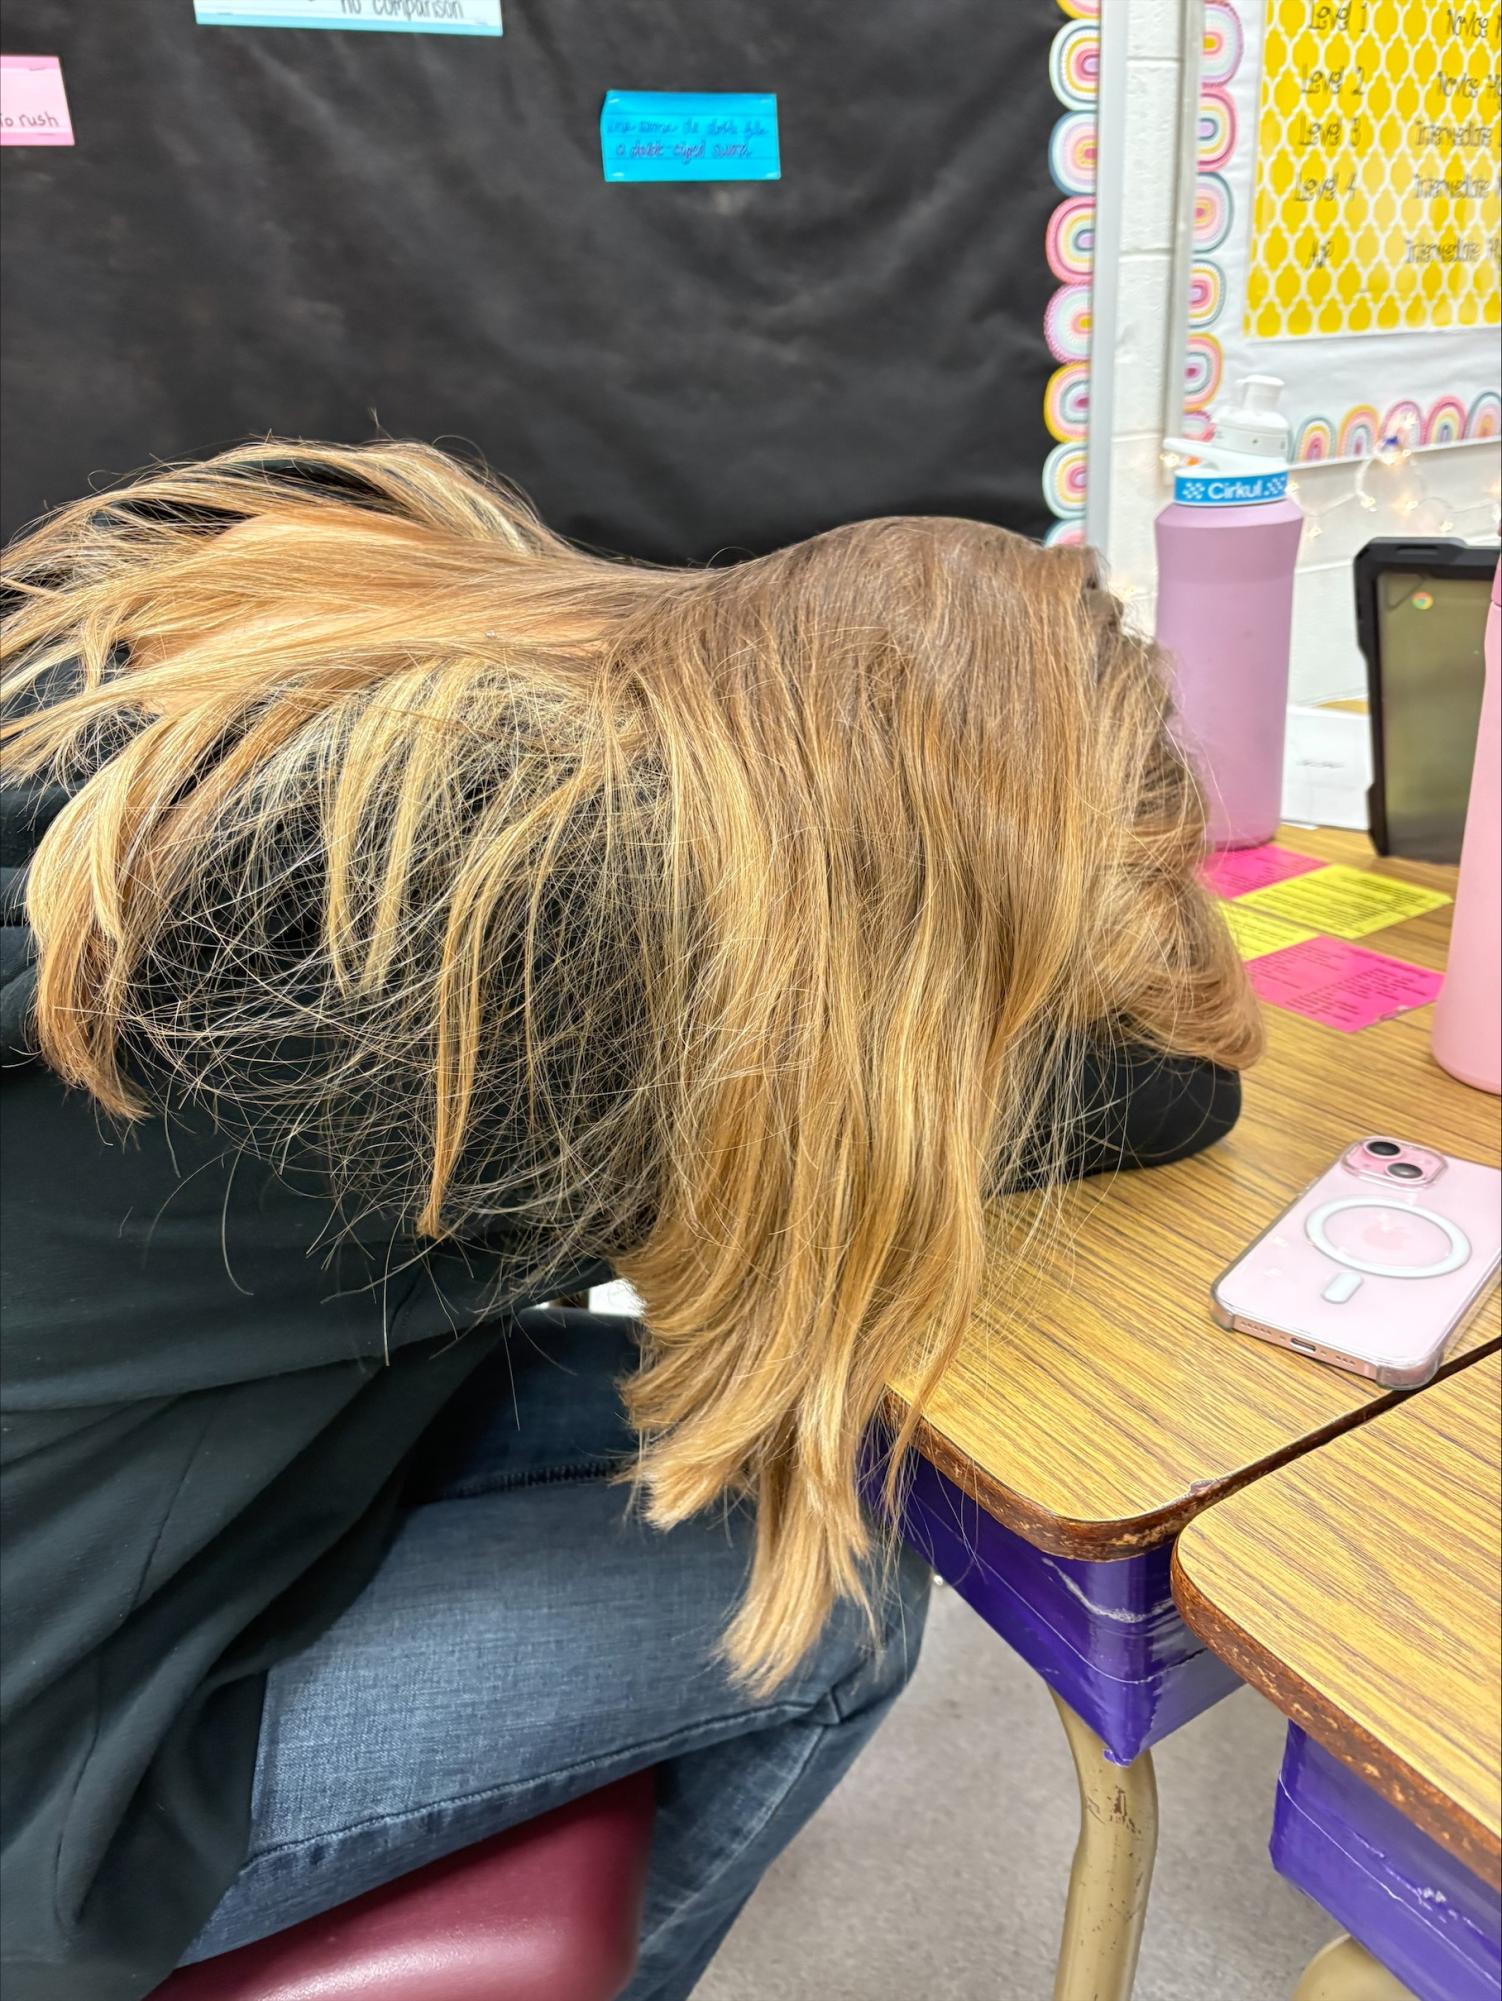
[1049,1690,1160,2001]
[1293,1934,1419,2001]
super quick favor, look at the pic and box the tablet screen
[1374,567,1489,863]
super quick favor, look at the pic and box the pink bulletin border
[1041,0,1099,546]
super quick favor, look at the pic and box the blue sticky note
[601,92,780,183]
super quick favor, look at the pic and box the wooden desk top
[886,826,1500,1557]
[1173,1352,1502,1889]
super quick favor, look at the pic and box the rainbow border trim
[1042,0,1098,545]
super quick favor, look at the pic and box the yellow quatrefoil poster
[1246,0,1501,339]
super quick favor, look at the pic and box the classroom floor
[695,1579,1336,2001]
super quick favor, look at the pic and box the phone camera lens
[1365,1139,1402,1157]
[1387,1161,1423,1179]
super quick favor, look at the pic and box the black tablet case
[1355,537,1495,860]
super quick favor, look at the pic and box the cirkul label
[1173,469,1289,507]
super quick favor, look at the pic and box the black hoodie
[0,771,1240,1999]
[0,773,608,2000]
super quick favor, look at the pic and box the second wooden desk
[881,829,1499,2001]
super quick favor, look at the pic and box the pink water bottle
[1156,377,1304,849]
[1432,561,1500,1094]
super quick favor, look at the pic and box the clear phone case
[1211,1136,1502,1386]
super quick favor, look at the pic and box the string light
[1159,413,1497,542]
[1291,421,1494,541]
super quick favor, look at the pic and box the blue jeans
[182,1309,931,2000]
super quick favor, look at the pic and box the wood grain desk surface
[1173,1352,1502,1890]
[886,826,1501,1558]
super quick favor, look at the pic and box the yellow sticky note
[1239,865,1451,941]
[1220,900,1317,962]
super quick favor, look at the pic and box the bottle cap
[1215,375,1292,461]
[1163,377,1295,507]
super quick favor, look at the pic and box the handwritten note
[1240,864,1452,939]
[1249,937,1445,1032]
[194,1,502,34]
[0,55,73,146]
[601,91,780,183]
[1221,900,1319,962]
[1201,843,1324,899]
[1281,704,1372,832]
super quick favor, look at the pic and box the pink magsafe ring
[1305,1196,1472,1280]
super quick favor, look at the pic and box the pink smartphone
[1212,1135,1502,1387]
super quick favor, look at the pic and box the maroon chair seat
[150,1771,656,2001]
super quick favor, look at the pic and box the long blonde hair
[2,440,1260,1685]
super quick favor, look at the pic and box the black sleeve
[1009,1043,1243,1190]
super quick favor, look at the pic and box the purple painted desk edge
[1271,1728,1501,2001]
[878,1448,1240,1765]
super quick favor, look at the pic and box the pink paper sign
[0,54,73,147]
[1249,935,1444,1033]
[1200,843,1324,900]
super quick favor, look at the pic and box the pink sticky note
[1199,843,1324,900]
[1248,935,1444,1033]
[1,54,73,147]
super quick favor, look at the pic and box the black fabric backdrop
[1,0,1063,561]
